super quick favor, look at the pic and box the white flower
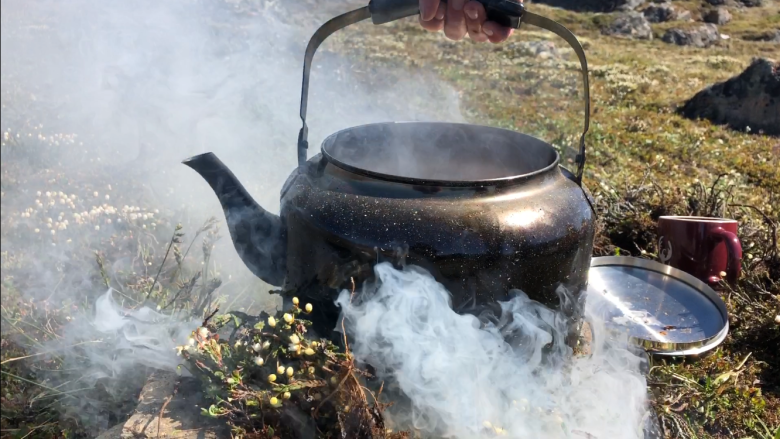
[277,366,285,375]
[292,297,299,305]
[289,334,300,345]
[188,337,196,346]
[34,228,40,233]
[282,391,291,400]
[198,327,209,338]
[262,340,271,350]
[283,313,294,324]
[252,342,262,352]
[36,191,41,196]
[267,316,276,327]
[93,191,98,197]
[95,225,100,231]
[304,348,315,356]
[254,356,264,366]
[105,195,110,200]
[305,303,313,313]
[285,367,294,377]
[50,229,55,235]
[268,374,277,383]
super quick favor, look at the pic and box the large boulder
[703,7,732,25]
[662,24,720,48]
[680,58,780,136]
[643,4,691,22]
[602,12,654,40]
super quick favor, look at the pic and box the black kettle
[183,0,594,344]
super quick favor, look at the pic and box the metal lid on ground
[585,256,729,357]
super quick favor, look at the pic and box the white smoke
[88,289,201,374]
[336,262,650,439]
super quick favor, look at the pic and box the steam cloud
[2,0,463,432]
[336,263,650,439]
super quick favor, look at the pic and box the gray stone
[704,7,732,25]
[602,12,654,40]
[662,24,720,48]
[643,4,676,22]
[743,29,780,43]
[642,4,690,22]
[676,8,692,21]
[505,40,561,59]
[740,0,763,6]
[95,371,228,439]
[680,58,780,136]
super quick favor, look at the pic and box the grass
[1,0,779,438]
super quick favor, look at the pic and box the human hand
[418,0,521,43]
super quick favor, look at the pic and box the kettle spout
[183,152,286,286]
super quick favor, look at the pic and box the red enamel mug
[657,216,743,286]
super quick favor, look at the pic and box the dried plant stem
[0,370,82,400]
[0,340,103,365]
[144,225,182,303]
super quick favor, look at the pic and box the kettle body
[279,122,595,341]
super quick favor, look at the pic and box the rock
[680,58,780,136]
[704,7,732,25]
[643,4,675,22]
[705,0,728,5]
[95,371,229,439]
[528,0,644,13]
[642,4,690,22]
[505,40,561,59]
[676,8,692,21]
[602,12,654,40]
[739,0,762,6]
[662,24,720,48]
[743,29,780,43]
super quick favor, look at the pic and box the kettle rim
[320,121,563,188]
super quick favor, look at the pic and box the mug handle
[710,227,742,284]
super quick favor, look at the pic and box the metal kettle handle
[297,0,591,185]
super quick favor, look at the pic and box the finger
[463,1,487,42]
[419,0,440,22]
[443,0,468,41]
[482,21,514,43]
[419,2,445,32]
[419,13,444,32]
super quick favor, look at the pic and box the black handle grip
[369,0,524,28]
